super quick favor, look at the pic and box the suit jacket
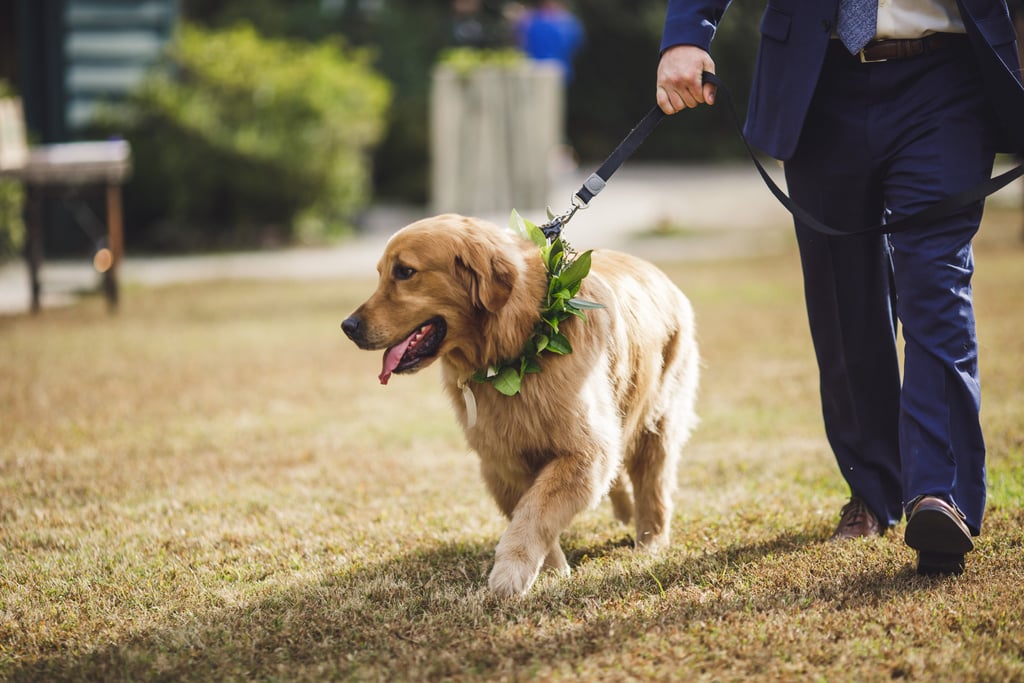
[662,0,1024,158]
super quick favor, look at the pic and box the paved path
[1,162,1020,315]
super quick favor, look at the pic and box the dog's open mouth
[379,317,447,385]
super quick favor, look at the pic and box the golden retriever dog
[342,214,698,597]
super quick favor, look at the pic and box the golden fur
[343,214,699,597]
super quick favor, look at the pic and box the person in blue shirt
[516,0,584,82]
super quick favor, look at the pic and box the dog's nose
[341,315,362,341]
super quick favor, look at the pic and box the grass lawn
[1,207,1023,681]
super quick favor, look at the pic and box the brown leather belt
[832,32,966,63]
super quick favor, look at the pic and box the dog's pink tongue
[379,336,414,385]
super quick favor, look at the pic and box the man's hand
[656,45,717,114]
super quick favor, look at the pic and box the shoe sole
[905,505,974,575]
[904,507,975,555]
[916,551,966,576]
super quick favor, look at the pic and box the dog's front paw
[488,555,542,597]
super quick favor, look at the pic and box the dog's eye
[393,264,416,281]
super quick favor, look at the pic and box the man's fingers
[656,45,717,114]
[656,86,675,114]
[656,79,704,114]
[680,88,700,109]
[703,81,717,106]
[657,86,690,115]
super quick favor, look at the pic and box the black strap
[573,106,666,206]
[560,72,1023,238]
[702,71,1024,236]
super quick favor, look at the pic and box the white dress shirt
[874,0,966,39]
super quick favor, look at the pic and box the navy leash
[540,71,1024,239]
[540,104,666,238]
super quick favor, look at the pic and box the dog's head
[342,214,541,384]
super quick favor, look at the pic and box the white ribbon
[459,380,477,429]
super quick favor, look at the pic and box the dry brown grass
[1,207,1023,681]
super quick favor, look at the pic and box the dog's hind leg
[608,473,634,525]
[628,421,680,552]
[629,318,698,552]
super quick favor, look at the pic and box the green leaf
[524,357,541,374]
[547,333,572,355]
[525,220,546,248]
[509,210,546,248]
[508,209,528,239]
[568,297,605,310]
[558,250,592,291]
[491,366,523,396]
[546,239,564,271]
[535,334,549,353]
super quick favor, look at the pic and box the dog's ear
[455,239,518,313]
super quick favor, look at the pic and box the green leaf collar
[471,211,604,396]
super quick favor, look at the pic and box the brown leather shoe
[831,496,882,540]
[905,496,974,576]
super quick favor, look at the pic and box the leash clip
[539,194,587,239]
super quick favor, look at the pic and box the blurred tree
[179,1,763,202]
[97,23,390,249]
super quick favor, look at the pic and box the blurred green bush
[102,23,390,250]
[0,79,25,262]
[437,47,527,75]
[0,179,24,262]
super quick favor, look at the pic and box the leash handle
[703,71,1024,236]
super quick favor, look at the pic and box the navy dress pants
[783,38,997,535]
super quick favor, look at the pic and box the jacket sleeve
[660,0,734,53]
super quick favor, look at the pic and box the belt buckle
[858,48,887,63]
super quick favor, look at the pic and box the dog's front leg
[542,542,569,574]
[488,455,595,597]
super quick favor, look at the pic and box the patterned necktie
[837,0,878,53]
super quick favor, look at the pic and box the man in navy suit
[657,0,1024,575]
